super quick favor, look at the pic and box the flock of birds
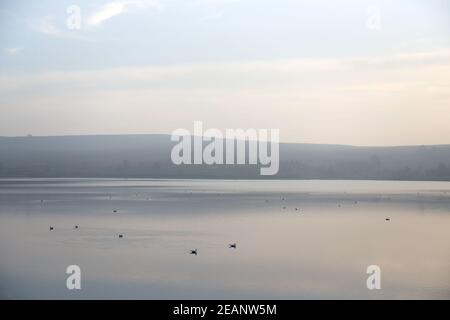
[46,193,391,255]
[47,219,237,256]
[189,243,237,256]
[45,193,240,256]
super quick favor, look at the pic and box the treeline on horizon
[0,135,450,181]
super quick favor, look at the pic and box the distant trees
[1,135,449,180]
[425,162,450,180]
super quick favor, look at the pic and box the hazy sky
[1,0,449,145]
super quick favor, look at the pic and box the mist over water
[0,179,449,299]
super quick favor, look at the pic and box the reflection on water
[0,179,449,299]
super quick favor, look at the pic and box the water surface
[0,179,449,299]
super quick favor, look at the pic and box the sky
[0,0,449,146]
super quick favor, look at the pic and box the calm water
[0,179,449,299]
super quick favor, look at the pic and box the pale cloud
[87,0,161,26]
[33,16,63,36]
[31,16,89,41]
[4,47,23,56]
[29,1,161,38]
[87,2,129,26]
[1,49,449,145]
[193,0,239,21]
[2,49,449,91]
[350,49,450,68]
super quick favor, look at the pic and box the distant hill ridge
[0,134,449,180]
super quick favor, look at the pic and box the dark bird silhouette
[229,243,237,249]
[190,249,198,255]
[113,210,117,213]
[385,218,390,221]
[49,226,54,231]
[118,234,123,238]
[74,225,78,229]
[295,207,299,211]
